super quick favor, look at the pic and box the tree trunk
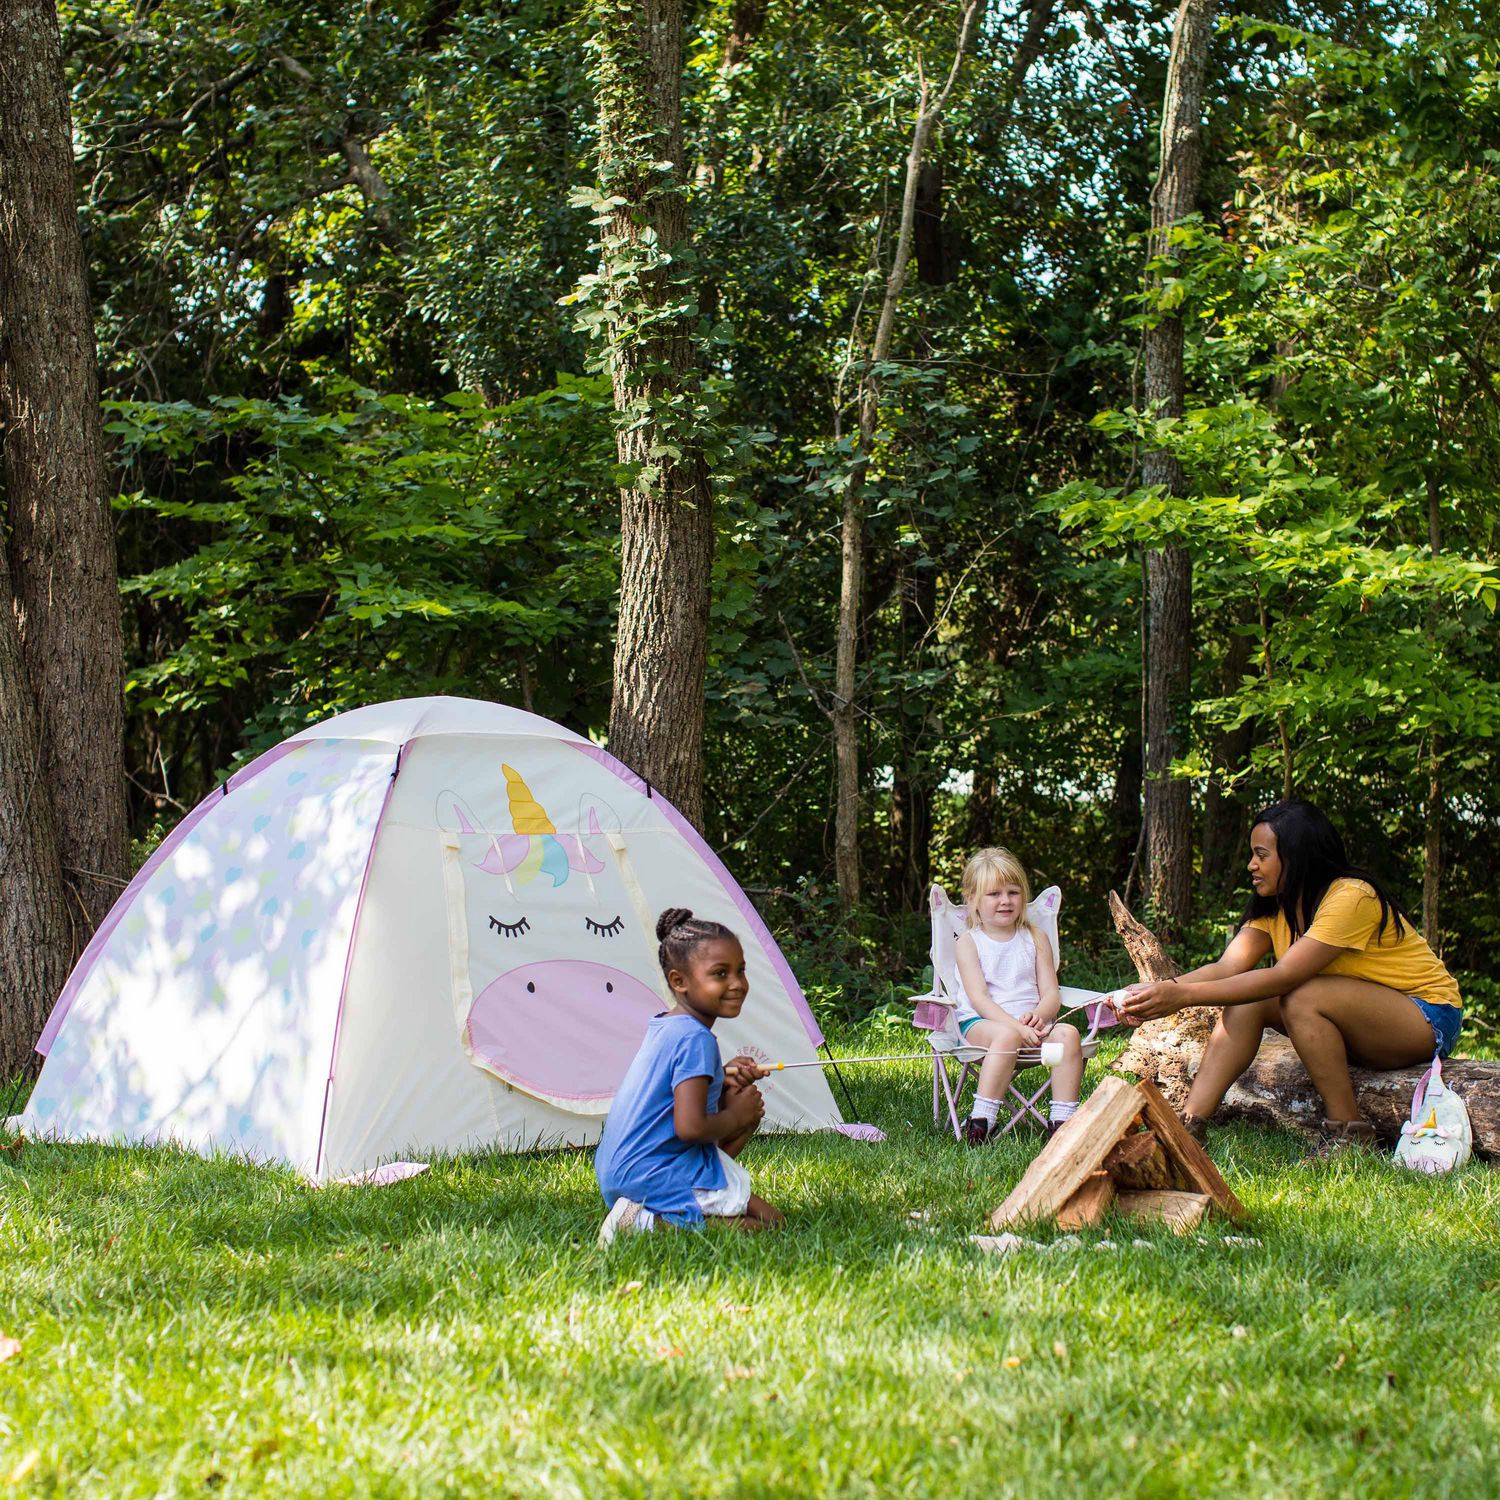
[1198,620,1253,905]
[1110,728,1143,892]
[832,0,985,912]
[1423,471,1443,950]
[590,0,715,826]
[0,0,130,937]
[1140,0,1214,936]
[0,548,73,1082]
[888,559,938,910]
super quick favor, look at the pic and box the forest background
[2,0,1498,1078]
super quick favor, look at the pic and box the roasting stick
[760,1041,1066,1072]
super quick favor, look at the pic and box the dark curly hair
[656,907,738,982]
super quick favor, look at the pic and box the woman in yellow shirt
[1117,800,1462,1149]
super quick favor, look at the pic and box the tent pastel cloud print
[20,697,842,1181]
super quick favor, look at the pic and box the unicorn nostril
[526,981,536,993]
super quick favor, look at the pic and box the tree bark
[1198,620,1253,904]
[590,0,715,826]
[0,0,130,938]
[1423,471,1443,950]
[1140,0,1214,936]
[832,0,985,912]
[888,557,938,909]
[0,547,73,1082]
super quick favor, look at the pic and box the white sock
[973,1095,1000,1127]
[1050,1100,1078,1123]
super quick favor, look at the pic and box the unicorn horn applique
[472,763,604,886]
[504,764,556,836]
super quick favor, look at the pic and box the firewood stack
[989,1077,1246,1235]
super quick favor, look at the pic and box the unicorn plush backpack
[1394,1054,1472,1174]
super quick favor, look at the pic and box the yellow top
[1246,878,1460,1008]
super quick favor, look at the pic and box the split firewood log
[1106,891,1500,1157]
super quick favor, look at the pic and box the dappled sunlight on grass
[3,1042,1498,1496]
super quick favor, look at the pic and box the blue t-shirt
[594,1012,726,1224]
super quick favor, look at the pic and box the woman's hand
[1115,981,1185,1026]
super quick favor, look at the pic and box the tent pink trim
[568,741,825,1049]
[34,739,302,1057]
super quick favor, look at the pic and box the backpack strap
[1410,1049,1443,1125]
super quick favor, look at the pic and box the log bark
[1140,0,1215,936]
[0,0,130,936]
[1220,1040,1500,1156]
[1111,885,1219,1101]
[1103,1129,1176,1190]
[1110,895,1500,1156]
[591,0,714,826]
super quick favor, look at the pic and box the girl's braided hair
[656,907,737,981]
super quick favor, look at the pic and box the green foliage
[112,376,619,770]
[58,0,1500,991]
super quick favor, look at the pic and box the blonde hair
[961,847,1036,935]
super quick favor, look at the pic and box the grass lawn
[3,1038,1499,1498]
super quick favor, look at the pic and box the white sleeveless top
[952,926,1040,1027]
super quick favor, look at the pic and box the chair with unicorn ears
[908,883,1122,1139]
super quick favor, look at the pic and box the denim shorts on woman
[1412,996,1462,1057]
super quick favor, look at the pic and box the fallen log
[1107,890,1500,1157]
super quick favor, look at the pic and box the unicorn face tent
[19,697,842,1181]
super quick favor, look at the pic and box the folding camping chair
[908,884,1119,1138]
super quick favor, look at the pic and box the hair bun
[656,907,694,942]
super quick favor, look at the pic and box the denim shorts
[1411,996,1462,1057]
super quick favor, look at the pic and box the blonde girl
[952,847,1083,1145]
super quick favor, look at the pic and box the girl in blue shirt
[596,908,786,1244]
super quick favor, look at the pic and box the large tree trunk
[831,0,985,911]
[590,0,714,826]
[0,0,130,936]
[0,548,73,1082]
[1110,894,1500,1156]
[1140,0,1214,936]
[1198,621,1253,905]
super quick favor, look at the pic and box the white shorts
[636,1149,752,1232]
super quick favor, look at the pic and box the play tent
[17,697,842,1181]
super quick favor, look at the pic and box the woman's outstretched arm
[1116,924,1345,1023]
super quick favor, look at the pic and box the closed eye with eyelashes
[584,915,624,937]
[489,915,531,937]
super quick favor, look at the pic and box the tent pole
[820,1042,858,1118]
[2,1068,27,1125]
